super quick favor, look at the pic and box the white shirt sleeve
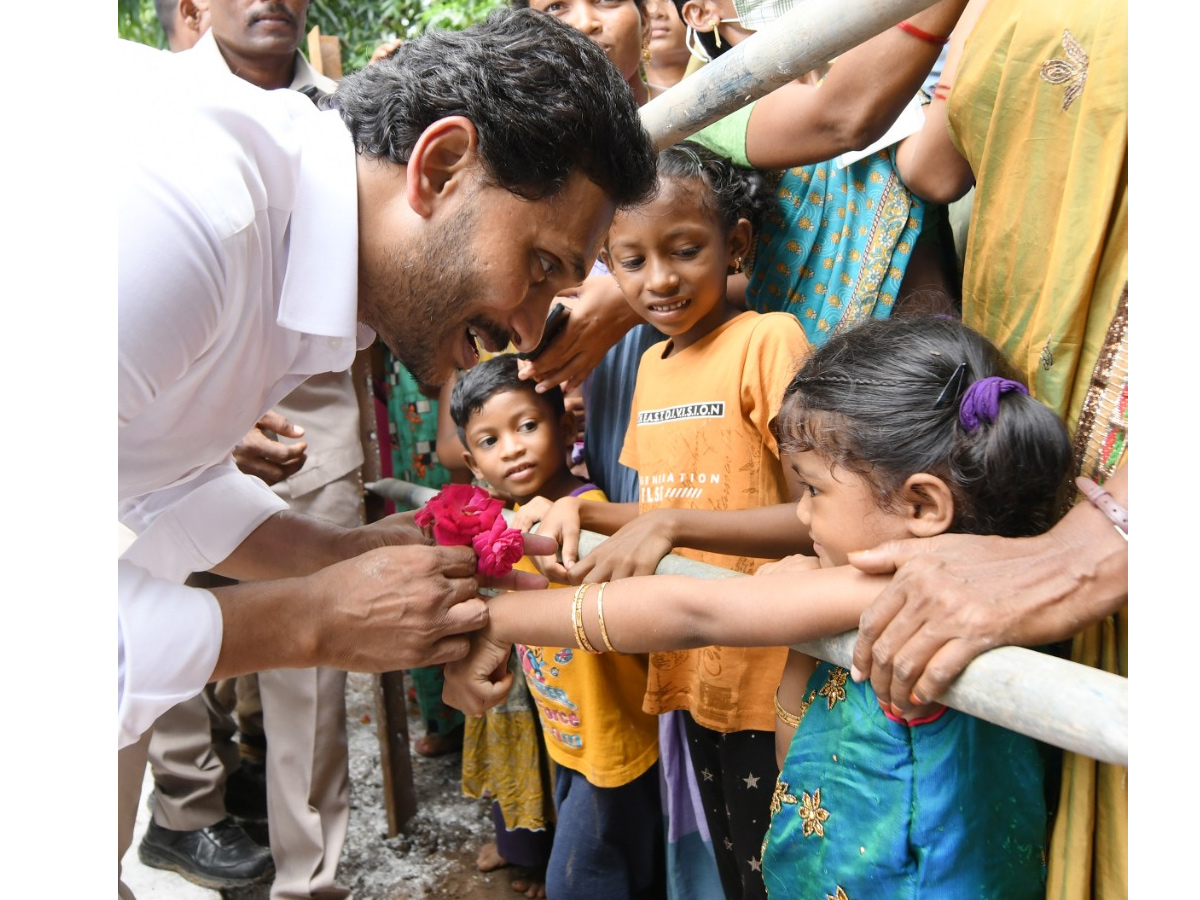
[117,560,223,748]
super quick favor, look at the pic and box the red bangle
[897,19,950,46]
[932,81,952,100]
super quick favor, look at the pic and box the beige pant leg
[261,469,360,900]
[146,691,236,830]
[118,729,152,900]
[260,667,351,900]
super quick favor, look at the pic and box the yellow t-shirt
[514,489,660,788]
[620,310,810,732]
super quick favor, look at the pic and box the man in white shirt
[134,2,367,896]
[118,8,654,897]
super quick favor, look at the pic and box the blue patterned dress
[761,662,1046,899]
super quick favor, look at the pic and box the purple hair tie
[959,377,1029,431]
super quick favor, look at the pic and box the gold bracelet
[774,689,808,728]
[571,583,590,651]
[572,583,601,654]
[595,582,616,652]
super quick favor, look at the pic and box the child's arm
[775,650,817,769]
[511,495,640,581]
[444,565,885,714]
[568,503,812,582]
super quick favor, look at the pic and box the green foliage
[116,0,167,49]
[115,0,508,74]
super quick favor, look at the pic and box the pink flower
[472,516,525,578]
[416,484,503,547]
[415,484,522,575]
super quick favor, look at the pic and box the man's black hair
[332,8,657,207]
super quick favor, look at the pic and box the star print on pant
[683,712,778,900]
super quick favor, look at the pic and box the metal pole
[639,0,943,148]
[369,478,1129,767]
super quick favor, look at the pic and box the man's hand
[442,628,515,716]
[516,275,641,395]
[848,521,1127,714]
[233,410,307,486]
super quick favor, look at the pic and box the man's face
[207,0,310,60]
[358,169,614,389]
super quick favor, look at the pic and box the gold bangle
[774,689,807,728]
[573,583,601,654]
[571,583,589,651]
[595,582,616,652]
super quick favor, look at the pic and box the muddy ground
[226,672,525,900]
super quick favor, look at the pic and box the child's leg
[682,713,777,900]
[545,764,664,900]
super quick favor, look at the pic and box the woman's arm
[892,0,991,202]
[744,0,970,169]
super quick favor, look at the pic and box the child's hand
[442,631,514,716]
[511,496,582,583]
[755,553,822,577]
[516,275,642,394]
[568,510,676,581]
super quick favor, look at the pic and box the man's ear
[680,0,720,32]
[405,116,478,218]
[180,0,206,31]
[898,473,955,537]
[462,450,486,485]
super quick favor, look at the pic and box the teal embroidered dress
[692,103,924,346]
[761,662,1047,899]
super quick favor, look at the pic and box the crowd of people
[117,0,1128,899]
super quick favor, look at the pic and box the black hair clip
[933,361,968,409]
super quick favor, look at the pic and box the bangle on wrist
[595,582,617,652]
[1075,476,1128,540]
[774,689,809,728]
[572,583,602,653]
[897,19,950,46]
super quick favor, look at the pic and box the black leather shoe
[225,760,268,824]
[138,817,274,889]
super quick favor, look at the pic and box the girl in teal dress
[759,316,1069,899]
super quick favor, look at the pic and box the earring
[643,39,652,63]
[730,256,743,274]
[712,21,722,49]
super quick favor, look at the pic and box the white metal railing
[368,479,1128,767]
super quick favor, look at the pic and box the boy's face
[462,388,575,503]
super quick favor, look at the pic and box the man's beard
[361,201,500,388]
